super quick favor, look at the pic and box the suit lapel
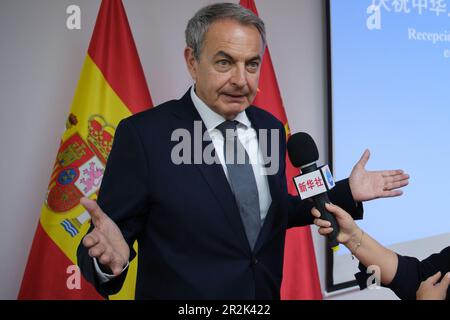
[171,90,251,254]
[171,91,285,253]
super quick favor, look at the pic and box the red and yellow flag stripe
[19,0,152,300]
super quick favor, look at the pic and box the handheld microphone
[287,132,340,251]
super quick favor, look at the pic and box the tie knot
[216,120,239,139]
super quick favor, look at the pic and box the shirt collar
[190,86,252,131]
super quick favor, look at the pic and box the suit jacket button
[252,257,258,265]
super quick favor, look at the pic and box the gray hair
[185,2,267,61]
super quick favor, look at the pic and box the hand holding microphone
[287,132,340,250]
[311,203,361,246]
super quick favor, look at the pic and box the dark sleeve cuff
[329,179,364,221]
[386,254,420,300]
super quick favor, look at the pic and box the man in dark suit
[77,3,409,299]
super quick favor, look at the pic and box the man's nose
[230,65,247,88]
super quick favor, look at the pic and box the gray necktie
[216,120,261,250]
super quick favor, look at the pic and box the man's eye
[217,60,230,66]
[247,62,260,71]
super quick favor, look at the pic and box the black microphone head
[287,132,319,168]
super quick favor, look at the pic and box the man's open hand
[81,197,130,276]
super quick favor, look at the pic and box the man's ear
[184,47,198,81]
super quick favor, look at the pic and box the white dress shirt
[190,86,272,224]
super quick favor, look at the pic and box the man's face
[185,19,263,120]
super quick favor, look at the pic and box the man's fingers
[80,197,106,226]
[385,180,409,191]
[381,190,403,198]
[356,149,370,168]
[83,233,99,248]
[110,253,126,276]
[97,250,126,276]
[385,174,410,184]
[384,173,410,191]
[382,169,405,177]
[88,243,107,258]
[98,252,112,265]
[111,266,123,276]
[82,229,106,248]
[392,173,410,182]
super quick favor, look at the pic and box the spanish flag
[240,0,323,300]
[18,0,152,299]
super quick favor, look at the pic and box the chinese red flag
[18,0,152,299]
[240,0,322,300]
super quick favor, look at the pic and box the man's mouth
[223,93,246,100]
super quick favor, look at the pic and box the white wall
[0,0,395,299]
